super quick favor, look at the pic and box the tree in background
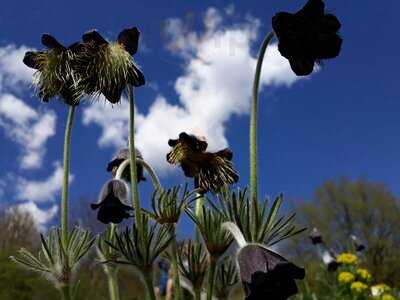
[294,178,400,287]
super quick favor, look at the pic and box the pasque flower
[309,227,338,272]
[167,132,239,193]
[106,148,146,182]
[223,222,305,300]
[91,179,133,224]
[76,27,145,103]
[272,0,342,76]
[23,34,84,105]
[351,234,366,252]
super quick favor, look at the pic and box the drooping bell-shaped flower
[223,222,305,300]
[309,227,338,272]
[91,179,133,224]
[167,132,239,193]
[272,0,342,76]
[351,235,366,252]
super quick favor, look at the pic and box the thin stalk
[61,105,76,249]
[106,269,120,300]
[127,84,141,227]
[169,225,182,300]
[206,257,217,300]
[60,284,71,300]
[115,158,162,191]
[143,270,157,300]
[250,31,275,238]
[194,193,204,241]
[194,289,201,300]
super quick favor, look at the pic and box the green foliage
[216,188,306,245]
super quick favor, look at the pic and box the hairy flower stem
[60,284,71,300]
[143,270,157,300]
[127,84,141,228]
[250,31,275,237]
[206,258,217,300]
[169,225,182,300]
[61,105,76,249]
[106,268,120,300]
[194,193,204,241]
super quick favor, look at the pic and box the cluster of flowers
[310,228,398,300]
[11,0,345,299]
[337,252,396,300]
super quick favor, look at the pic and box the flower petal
[82,29,109,46]
[117,27,140,55]
[297,0,325,18]
[41,34,66,50]
[23,51,42,69]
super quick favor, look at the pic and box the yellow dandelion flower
[338,272,355,284]
[351,281,368,294]
[356,268,372,281]
[337,252,358,265]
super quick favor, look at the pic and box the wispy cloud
[0,93,56,169]
[10,202,58,230]
[16,162,73,203]
[83,7,304,173]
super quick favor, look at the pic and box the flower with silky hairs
[338,272,355,285]
[336,252,358,265]
[23,34,84,105]
[167,132,239,193]
[272,0,342,76]
[106,148,146,182]
[76,27,145,103]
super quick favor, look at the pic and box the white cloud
[16,162,73,203]
[11,201,58,230]
[83,7,306,173]
[0,45,34,92]
[0,93,56,169]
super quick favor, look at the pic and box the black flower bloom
[166,132,239,193]
[309,228,339,272]
[351,235,366,252]
[76,27,145,104]
[237,244,305,300]
[91,179,133,224]
[106,148,146,182]
[309,227,323,245]
[23,34,84,105]
[272,0,342,76]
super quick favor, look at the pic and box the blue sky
[0,0,399,233]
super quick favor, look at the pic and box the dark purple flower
[351,235,366,252]
[106,148,146,183]
[272,0,342,76]
[237,244,305,300]
[77,27,145,104]
[309,227,323,245]
[166,132,238,193]
[91,179,133,224]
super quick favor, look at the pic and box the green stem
[116,158,162,191]
[194,193,204,241]
[61,105,76,249]
[143,270,157,300]
[106,269,120,300]
[127,84,141,228]
[206,258,217,300]
[194,289,201,300]
[60,284,71,300]
[250,31,275,239]
[169,225,182,300]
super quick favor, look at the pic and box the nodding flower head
[75,27,145,104]
[91,179,133,224]
[351,235,366,252]
[309,227,323,245]
[223,222,305,300]
[106,148,146,182]
[272,0,342,76]
[23,34,84,105]
[166,132,239,194]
